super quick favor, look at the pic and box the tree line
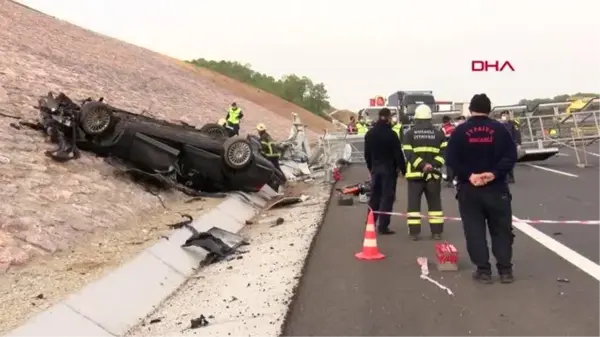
[518,92,598,110]
[188,58,332,119]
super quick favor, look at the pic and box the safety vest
[356,122,368,135]
[392,123,402,138]
[227,107,242,125]
[260,140,280,158]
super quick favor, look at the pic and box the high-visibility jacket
[392,123,402,138]
[356,122,368,135]
[226,107,243,125]
[259,134,280,158]
[401,121,447,180]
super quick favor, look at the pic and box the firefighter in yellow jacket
[402,104,447,241]
[356,116,369,135]
[391,115,402,141]
[256,123,282,172]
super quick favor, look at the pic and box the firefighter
[347,116,358,134]
[441,116,456,188]
[500,110,521,184]
[402,104,447,241]
[446,94,517,284]
[391,115,402,139]
[256,123,282,172]
[364,108,406,234]
[225,102,244,136]
[356,116,369,135]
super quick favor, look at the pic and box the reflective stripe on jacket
[401,122,447,180]
[260,140,280,158]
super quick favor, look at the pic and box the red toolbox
[435,242,459,271]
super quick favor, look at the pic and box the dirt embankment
[0,0,330,270]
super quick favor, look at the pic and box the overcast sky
[17,0,600,110]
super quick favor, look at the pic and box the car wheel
[223,136,253,169]
[199,123,228,138]
[79,101,113,136]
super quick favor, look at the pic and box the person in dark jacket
[446,93,517,284]
[402,105,447,240]
[364,108,406,234]
[500,110,521,183]
[441,115,456,188]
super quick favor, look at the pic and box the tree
[518,92,599,110]
[187,58,332,118]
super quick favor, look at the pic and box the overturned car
[22,92,286,195]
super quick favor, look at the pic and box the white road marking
[556,152,569,157]
[525,163,579,178]
[512,216,600,281]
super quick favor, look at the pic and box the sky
[17,0,600,110]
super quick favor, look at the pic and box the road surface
[283,154,599,336]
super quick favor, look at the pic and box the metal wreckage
[18,92,323,196]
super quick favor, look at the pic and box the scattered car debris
[337,195,354,206]
[265,196,304,211]
[34,294,44,300]
[148,318,162,324]
[166,214,194,230]
[20,91,286,195]
[557,277,570,283]
[270,217,286,228]
[183,226,248,266]
[189,315,209,329]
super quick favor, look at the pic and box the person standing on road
[225,102,244,136]
[356,116,369,136]
[364,108,406,235]
[402,105,447,241]
[391,115,403,140]
[441,116,456,188]
[500,110,522,184]
[446,94,517,284]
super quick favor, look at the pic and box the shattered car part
[23,92,286,194]
[182,225,248,266]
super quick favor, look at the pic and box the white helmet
[414,104,432,120]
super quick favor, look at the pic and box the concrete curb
[7,186,280,337]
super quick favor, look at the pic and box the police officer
[402,105,447,240]
[225,102,244,136]
[256,123,282,172]
[364,108,406,234]
[391,115,402,139]
[446,94,517,284]
[500,110,521,184]
[356,116,369,135]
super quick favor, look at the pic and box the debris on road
[166,214,194,230]
[183,227,248,266]
[189,315,210,329]
[557,277,571,283]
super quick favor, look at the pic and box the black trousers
[507,169,515,182]
[226,122,240,137]
[267,157,281,172]
[407,179,443,235]
[445,166,455,182]
[457,184,514,274]
[369,171,397,230]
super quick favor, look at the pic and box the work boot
[378,228,396,235]
[472,270,493,284]
[431,233,443,241]
[499,272,515,284]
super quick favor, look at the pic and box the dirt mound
[330,109,357,124]
[0,0,329,269]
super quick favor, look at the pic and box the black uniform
[446,97,517,282]
[364,120,406,233]
[402,120,447,238]
[502,120,521,183]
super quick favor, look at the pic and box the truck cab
[388,91,437,124]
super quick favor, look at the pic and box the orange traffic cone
[355,210,385,260]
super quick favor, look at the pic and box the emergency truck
[357,95,400,126]
[387,90,438,124]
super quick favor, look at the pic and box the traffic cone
[355,210,385,260]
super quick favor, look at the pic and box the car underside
[20,92,286,195]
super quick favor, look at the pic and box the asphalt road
[283,162,600,336]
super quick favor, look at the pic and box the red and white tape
[371,210,600,226]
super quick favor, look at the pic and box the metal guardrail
[518,110,600,167]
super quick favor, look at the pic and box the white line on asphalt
[556,153,569,157]
[525,163,579,178]
[512,216,600,281]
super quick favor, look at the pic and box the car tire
[223,136,253,170]
[199,123,228,138]
[79,101,113,136]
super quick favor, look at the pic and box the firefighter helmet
[256,123,267,131]
[414,104,432,120]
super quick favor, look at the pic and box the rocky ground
[0,0,331,332]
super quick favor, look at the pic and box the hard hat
[217,118,226,125]
[391,115,398,123]
[414,104,432,120]
[256,123,266,131]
